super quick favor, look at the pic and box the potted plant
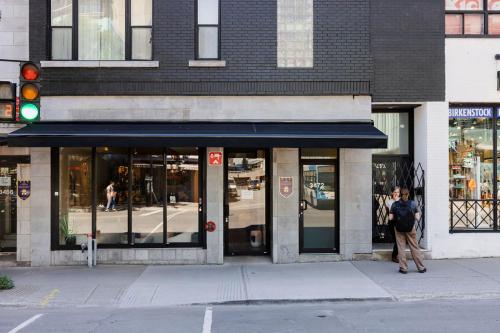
[59,215,76,246]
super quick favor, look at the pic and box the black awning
[7,121,387,148]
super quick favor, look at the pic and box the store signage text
[448,107,500,118]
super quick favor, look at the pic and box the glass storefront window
[372,112,410,155]
[59,148,92,246]
[449,117,493,200]
[96,147,129,244]
[448,107,499,231]
[56,147,203,247]
[167,148,200,243]
[132,148,165,244]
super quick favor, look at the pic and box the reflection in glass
[198,26,219,59]
[59,148,92,246]
[445,14,463,34]
[449,117,493,201]
[79,0,126,60]
[167,148,200,243]
[0,161,18,251]
[464,14,484,34]
[449,114,494,230]
[301,149,337,251]
[132,28,152,60]
[132,149,164,244]
[227,150,266,254]
[372,112,409,155]
[96,147,129,244]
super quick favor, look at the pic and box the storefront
[449,106,499,231]
[6,120,387,265]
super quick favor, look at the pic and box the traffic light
[19,62,41,122]
[0,82,16,121]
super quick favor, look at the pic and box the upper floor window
[277,0,313,68]
[445,0,500,36]
[196,0,220,59]
[50,0,152,61]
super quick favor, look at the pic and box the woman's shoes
[418,268,427,273]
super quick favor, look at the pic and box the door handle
[299,199,308,211]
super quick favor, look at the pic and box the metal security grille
[450,200,495,231]
[372,159,425,243]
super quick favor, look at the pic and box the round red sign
[205,221,216,232]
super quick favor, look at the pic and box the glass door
[0,159,19,252]
[225,149,268,255]
[299,149,338,253]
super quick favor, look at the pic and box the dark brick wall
[370,0,445,102]
[32,0,371,96]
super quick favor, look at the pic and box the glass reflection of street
[227,151,267,254]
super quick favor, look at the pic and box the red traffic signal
[21,63,40,81]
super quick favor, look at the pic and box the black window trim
[48,0,154,61]
[51,147,206,251]
[445,0,500,37]
[195,0,221,60]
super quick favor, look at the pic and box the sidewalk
[1,258,500,308]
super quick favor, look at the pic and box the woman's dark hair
[390,186,400,193]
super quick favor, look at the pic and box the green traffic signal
[20,103,40,121]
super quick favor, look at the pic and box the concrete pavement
[1,258,500,308]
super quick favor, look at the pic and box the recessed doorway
[224,149,270,256]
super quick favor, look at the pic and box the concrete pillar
[414,102,449,254]
[272,148,299,263]
[16,164,31,264]
[206,148,224,264]
[29,148,51,266]
[339,149,372,259]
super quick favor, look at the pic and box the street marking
[140,210,187,243]
[139,209,163,217]
[202,306,213,333]
[7,314,43,333]
[39,289,59,308]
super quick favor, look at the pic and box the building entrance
[224,149,269,255]
[0,156,29,252]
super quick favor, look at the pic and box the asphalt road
[2,299,500,333]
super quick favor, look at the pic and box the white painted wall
[0,0,29,83]
[446,39,500,103]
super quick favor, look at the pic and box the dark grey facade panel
[31,0,371,96]
[370,0,445,102]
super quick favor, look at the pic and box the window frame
[51,147,206,250]
[195,0,221,60]
[48,0,154,61]
[448,104,500,233]
[298,149,340,254]
[445,0,500,37]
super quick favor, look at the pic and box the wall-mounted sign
[279,177,293,199]
[448,107,500,118]
[18,180,30,200]
[205,221,216,232]
[209,151,223,166]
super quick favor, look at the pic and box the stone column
[339,149,372,259]
[30,148,52,266]
[272,148,299,263]
[16,164,31,264]
[206,148,224,264]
